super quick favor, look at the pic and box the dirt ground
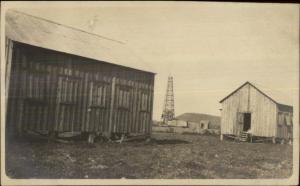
[5,132,292,179]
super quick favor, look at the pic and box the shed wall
[276,111,293,139]
[221,84,249,135]
[221,84,277,137]
[249,86,277,137]
[6,41,154,135]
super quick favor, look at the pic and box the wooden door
[55,76,80,131]
[86,80,110,132]
[137,86,152,134]
[20,71,48,131]
[112,79,134,133]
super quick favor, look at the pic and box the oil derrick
[161,76,175,124]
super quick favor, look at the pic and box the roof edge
[277,103,293,113]
[6,10,156,74]
[219,81,292,108]
[7,10,125,45]
[219,81,250,103]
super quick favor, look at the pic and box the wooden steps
[239,131,249,142]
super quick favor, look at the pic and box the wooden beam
[272,136,276,144]
[88,133,95,144]
[247,83,250,112]
[148,82,154,135]
[5,39,14,110]
[108,77,116,138]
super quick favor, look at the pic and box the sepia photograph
[1,1,299,185]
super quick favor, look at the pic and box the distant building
[167,120,188,127]
[175,113,221,129]
[219,82,293,143]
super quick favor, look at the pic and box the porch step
[239,131,249,142]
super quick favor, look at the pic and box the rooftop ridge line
[8,9,125,45]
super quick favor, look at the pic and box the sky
[6,1,299,121]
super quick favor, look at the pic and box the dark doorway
[243,113,251,131]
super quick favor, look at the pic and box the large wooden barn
[5,10,155,139]
[219,82,293,143]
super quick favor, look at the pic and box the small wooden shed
[5,10,155,138]
[219,82,293,142]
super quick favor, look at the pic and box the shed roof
[5,10,155,74]
[219,81,293,112]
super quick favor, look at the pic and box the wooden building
[175,113,221,129]
[219,82,293,143]
[167,120,188,127]
[5,10,155,138]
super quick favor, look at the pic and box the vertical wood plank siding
[221,84,278,137]
[221,84,249,136]
[6,42,155,135]
[5,39,14,110]
[249,86,277,137]
[276,111,293,139]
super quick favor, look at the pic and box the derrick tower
[161,76,175,123]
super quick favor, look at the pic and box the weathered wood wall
[221,84,278,137]
[221,84,249,136]
[248,85,278,137]
[6,41,155,135]
[276,111,293,139]
[5,38,14,109]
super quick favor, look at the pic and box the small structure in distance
[174,113,221,131]
[153,112,221,135]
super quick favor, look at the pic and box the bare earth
[6,132,292,179]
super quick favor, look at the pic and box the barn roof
[219,81,293,112]
[5,10,155,74]
[175,113,220,127]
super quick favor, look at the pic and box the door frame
[242,112,252,132]
[237,111,252,133]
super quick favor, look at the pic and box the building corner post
[272,136,276,144]
[107,77,116,139]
